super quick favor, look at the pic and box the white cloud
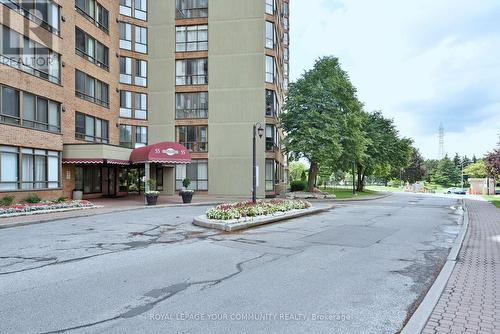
[290,0,500,159]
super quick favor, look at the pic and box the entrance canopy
[130,142,191,164]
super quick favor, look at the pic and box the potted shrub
[180,178,194,204]
[145,179,160,206]
[73,189,83,200]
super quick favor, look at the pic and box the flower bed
[205,199,311,221]
[0,200,96,218]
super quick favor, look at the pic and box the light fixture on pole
[253,123,264,203]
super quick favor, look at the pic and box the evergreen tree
[432,155,461,186]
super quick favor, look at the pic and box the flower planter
[73,190,83,200]
[145,194,159,206]
[180,191,194,204]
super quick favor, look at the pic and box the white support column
[144,162,150,204]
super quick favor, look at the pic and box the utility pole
[461,161,464,189]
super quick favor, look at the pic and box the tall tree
[485,148,500,179]
[355,111,412,191]
[402,148,427,183]
[432,155,461,186]
[282,57,363,191]
[463,160,487,178]
[462,156,472,168]
[453,153,462,168]
[424,159,439,183]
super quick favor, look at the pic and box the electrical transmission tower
[438,123,445,159]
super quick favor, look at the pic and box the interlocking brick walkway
[422,200,500,334]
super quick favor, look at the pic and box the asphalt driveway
[0,193,463,334]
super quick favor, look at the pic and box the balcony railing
[181,141,208,152]
[176,7,208,19]
[176,109,208,119]
[76,48,109,71]
[176,75,208,86]
[75,91,109,108]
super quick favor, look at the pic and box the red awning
[129,142,192,164]
[62,159,104,164]
[62,159,130,165]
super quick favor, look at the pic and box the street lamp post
[253,123,264,203]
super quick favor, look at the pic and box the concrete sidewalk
[422,200,500,334]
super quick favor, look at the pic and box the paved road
[0,194,463,334]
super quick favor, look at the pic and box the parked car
[444,188,466,195]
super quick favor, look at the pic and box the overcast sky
[289,0,500,159]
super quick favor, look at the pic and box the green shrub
[53,196,67,203]
[290,180,307,192]
[24,194,41,204]
[0,195,15,207]
[182,178,191,188]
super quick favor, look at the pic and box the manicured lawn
[484,195,500,208]
[366,185,404,193]
[321,187,379,199]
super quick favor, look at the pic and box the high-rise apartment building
[0,0,289,200]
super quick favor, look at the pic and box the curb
[333,192,392,202]
[193,204,335,232]
[0,201,221,230]
[400,199,469,334]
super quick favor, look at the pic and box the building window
[119,57,147,87]
[265,21,275,49]
[75,70,109,107]
[119,57,132,84]
[283,32,289,45]
[0,145,60,191]
[175,0,208,19]
[134,0,148,20]
[119,0,132,16]
[135,26,148,53]
[119,124,133,148]
[176,25,208,52]
[176,125,208,152]
[265,89,277,117]
[135,59,147,86]
[176,92,208,119]
[23,93,60,132]
[75,112,109,143]
[2,0,60,35]
[135,126,148,147]
[265,55,275,83]
[266,124,276,151]
[283,2,289,16]
[0,85,19,125]
[284,17,289,30]
[284,47,289,61]
[0,25,61,84]
[75,166,101,194]
[265,0,274,15]
[119,22,148,53]
[119,22,132,50]
[0,85,61,132]
[175,160,208,190]
[0,146,18,191]
[176,58,208,85]
[265,159,274,191]
[75,28,109,70]
[120,0,147,20]
[120,91,147,119]
[119,125,147,148]
[75,0,109,33]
